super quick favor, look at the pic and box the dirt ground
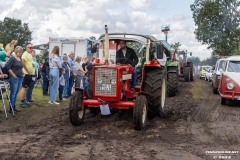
[0,78,240,160]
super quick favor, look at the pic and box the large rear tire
[190,66,194,81]
[184,67,191,82]
[143,68,166,118]
[69,91,85,126]
[133,95,148,130]
[167,72,178,97]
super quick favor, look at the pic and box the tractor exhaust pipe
[104,25,109,64]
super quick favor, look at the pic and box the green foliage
[0,17,32,48]
[191,0,240,56]
[200,56,218,66]
[171,42,181,52]
[187,56,201,66]
[89,36,96,40]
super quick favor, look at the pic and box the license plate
[237,97,240,100]
[99,84,111,91]
[100,104,111,115]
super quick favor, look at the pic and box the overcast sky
[0,0,212,60]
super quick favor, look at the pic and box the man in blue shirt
[67,51,76,97]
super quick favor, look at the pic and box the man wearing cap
[19,43,35,108]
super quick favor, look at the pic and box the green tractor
[156,40,179,97]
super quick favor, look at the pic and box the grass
[190,79,204,100]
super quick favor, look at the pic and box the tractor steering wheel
[116,58,133,66]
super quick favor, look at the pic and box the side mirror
[190,52,192,56]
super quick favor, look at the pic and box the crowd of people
[0,42,94,114]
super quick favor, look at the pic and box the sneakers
[48,101,60,105]
[20,99,31,108]
[63,98,68,101]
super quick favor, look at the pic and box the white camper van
[49,37,94,59]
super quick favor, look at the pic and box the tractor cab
[69,26,168,130]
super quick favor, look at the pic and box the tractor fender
[167,66,178,73]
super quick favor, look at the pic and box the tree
[187,56,201,66]
[0,17,32,48]
[191,0,240,56]
[171,42,181,52]
[89,36,96,41]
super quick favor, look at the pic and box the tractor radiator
[95,68,117,96]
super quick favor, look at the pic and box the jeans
[9,77,23,110]
[26,79,36,102]
[63,77,69,98]
[58,85,64,101]
[49,68,59,103]
[42,72,49,95]
[131,68,137,88]
[67,75,74,97]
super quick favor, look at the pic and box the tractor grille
[95,68,117,96]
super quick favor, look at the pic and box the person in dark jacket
[116,40,139,88]
[41,57,50,96]
[116,40,138,67]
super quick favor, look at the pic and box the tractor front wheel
[133,95,148,130]
[69,91,85,126]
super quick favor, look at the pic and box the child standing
[58,68,65,102]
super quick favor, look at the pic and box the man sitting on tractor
[116,40,139,88]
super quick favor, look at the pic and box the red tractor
[177,50,194,82]
[69,26,167,130]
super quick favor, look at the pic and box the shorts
[22,75,32,88]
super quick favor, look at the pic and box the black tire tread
[184,67,191,82]
[167,72,178,97]
[133,95,148,130]
[69,91,85,126]
[143,68,166,118]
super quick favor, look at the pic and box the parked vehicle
[212,59,225,94]
[69,26,168,130]
[49,37,94,59]
[219,56,240,105]
[205,69,214,82]
[199,65,212,79]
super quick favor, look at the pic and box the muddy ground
[0,78,240,160]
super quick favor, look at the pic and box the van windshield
[227,61,240,72]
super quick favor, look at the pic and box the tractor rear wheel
[190,66,194,81]
[143,68,166,118]
[69,91,85,126]
[167,72,178,97]
[184,67,191,82]
[133,95,148,130]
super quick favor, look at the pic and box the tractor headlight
[110,79,116,84]
[97,78,102,84]
[227,83,234,90]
